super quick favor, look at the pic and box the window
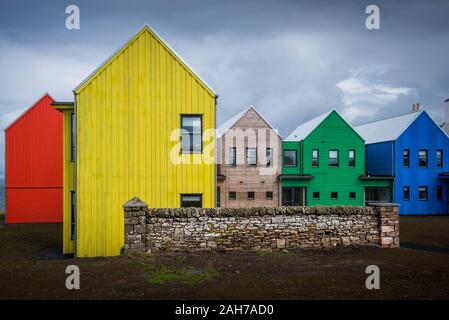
[348,150,355,167]
[229,192,236,200]
[266,148,273,167]
[71,113,76,162]
[248,192,255,200]
[181,115,202,153]
[70,191,75,240]
[437,186,443,201]
[181,194,202,207]
[329,150,339,167]
[283,150,297,167]
[365,187,392,203]
[419,149,428,168]
[349,192,356,200]
[403,149,409,167]
[331,192,338,200]
[246,148,257,166]
[312,149,319,167]
[403,186,410,201]
[312,192,320,200]
[418,186,428,201]
[282,187,304,206]
[229,147,236,166]
[266,191,273,200]
[217,187,221,207]
[437,150,443,168]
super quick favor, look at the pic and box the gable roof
[74,25,216,97]
[354,111,423,144]
[216,105,283,139]
[285,109,361,142]
[4,93,54,132]
[355,110,449,144]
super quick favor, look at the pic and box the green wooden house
[281,110,392,206]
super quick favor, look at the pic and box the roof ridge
[355,110,421,127]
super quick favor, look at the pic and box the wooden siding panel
[73,30,215,257]
[5,94,63,223]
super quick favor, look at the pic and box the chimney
[412,102,421,112]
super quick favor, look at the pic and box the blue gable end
[365,141,394,176]
[394,112,449,215]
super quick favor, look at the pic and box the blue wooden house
[355,110,449,215]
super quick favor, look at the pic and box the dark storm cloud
[1,0,449,176]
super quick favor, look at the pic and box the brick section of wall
[370,203,400,248]
[123,198,400,254]
[216,108,282,208]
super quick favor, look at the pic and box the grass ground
[0,216,449,299]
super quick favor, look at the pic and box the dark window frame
[418,186,428,201]
[437,149,443,168]
[247,191,255,200]
[328,150,339,167]
[180,194,203,208]
[229,147,237,167]
[437,186,443,201]
[312,149,319,167]
[266,191,273,200]
[246,147,257,167]
[331,192,338,200]
[419,149,428,168]
[180,114,203,154]
[283,149,297,167]
[266,147,273,167]
[403,149,410,168]
[349,192,356,200]
[312,192,320,200]
[403,186,410,201]
[348,149,356,167]
[228,191,237,200]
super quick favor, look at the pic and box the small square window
[246,148,257,166]
[331,192,338,200]
[181,194,202,208]
[228,147,236,166]
[266,148,273,167]
[348,150,355,167]
[266,191,273,200]
[437,150,443,168]
[181,115,202,153]
[418,186,428,201]
[419,150,428,168]
[437,186,443,201]
[248,192,255,200]
[229,192,236,200]
[312,149,319,167]
[403,186,410,201]
[284,150,297,167]
[312,192,320,200]
[349,192,356,200]
[403,149,409,168]
[329,150,339,167]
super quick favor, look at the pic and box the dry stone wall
[123,197,400,254]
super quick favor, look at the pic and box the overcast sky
[1,0,449,178]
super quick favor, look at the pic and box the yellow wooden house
[54,25,217,257]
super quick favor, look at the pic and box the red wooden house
[5,94,63,223]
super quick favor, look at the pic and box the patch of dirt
[0,217,449,299]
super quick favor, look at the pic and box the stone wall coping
[366,202,400,207]
[123,196,149,208]
[143,206,376,218]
